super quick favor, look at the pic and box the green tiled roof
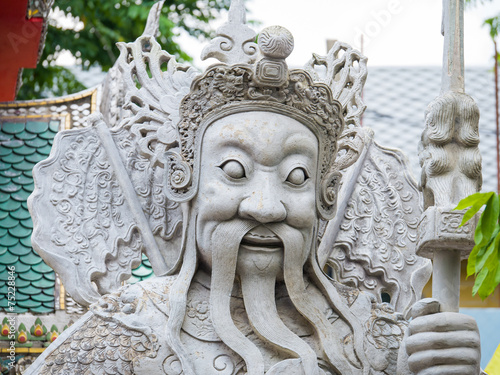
[129,254,154,284]
[0,119,59,314]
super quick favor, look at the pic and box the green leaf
[466,0,494,6]
[477,264,500,300]
[469,222,499,277]
[455,191,493,210]
[455,191,494,226]
[472,220,498,278]
[470,194,500,251]
[462,190,500,299]
[473,213,485,249]
[480,194,500,241]
[484,16,500,39]
[472,267,489,296]
[467,242,483,277]
[465,191,500,299]
[475,227,500,274]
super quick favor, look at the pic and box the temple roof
[129,255,154,284]
[0,119,58,313]
[0,88,97,315]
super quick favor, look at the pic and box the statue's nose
[238,183,287,223]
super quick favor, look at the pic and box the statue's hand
[405,298,481,375]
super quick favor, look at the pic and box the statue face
[194,111,319,272]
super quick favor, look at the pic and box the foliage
[18,0,231,100]
[458,0,500,301]
[455,192,500,299]
[485,16,500,40]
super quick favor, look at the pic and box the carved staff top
[417,0,481,313]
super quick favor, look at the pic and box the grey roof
[73,64,498,192]
[363,66,498,193]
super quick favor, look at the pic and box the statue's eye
[220,160,246,179]
[286,167,309,185]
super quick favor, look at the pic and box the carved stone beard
[278,223,371,375]
[208,220,319,375]
[207,221,371,375]
[208,220,264,375]
[237,224,320,375]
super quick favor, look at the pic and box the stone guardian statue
[25,2,482,374]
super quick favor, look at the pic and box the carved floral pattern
[327,136,431,315]
[186,299,214,339]
[116,35,197,168]
[365,303,406,350]
[113,127,182,242]
[30,128,145,305]
[187,300,210,321]
[200,0,258,65]
[440,212,472,235]
[49,133,126,253]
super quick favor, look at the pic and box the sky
[177,0,500,69]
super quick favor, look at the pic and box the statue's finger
[417,365,479,375]
[410,298,440,319]
[408,348,480,373]
[409,312,478,334]
[405,330,480,355]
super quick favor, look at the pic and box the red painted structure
[0,0,43,101]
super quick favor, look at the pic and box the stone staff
[417,0,482,312]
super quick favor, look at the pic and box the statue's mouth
[240,226,283,252]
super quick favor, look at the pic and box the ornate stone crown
[163,19,352,219]
[177,63,343,177]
